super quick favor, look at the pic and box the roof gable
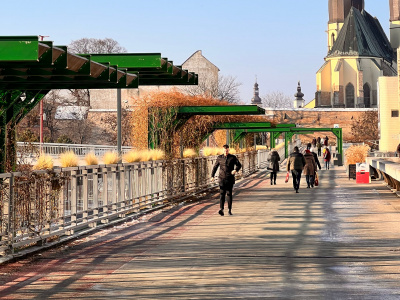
[328,8,394,62]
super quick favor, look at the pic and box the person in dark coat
[286,146,306,193]
[312,138,317,148]
[307,143,321,170]
[212,145,242,216]
[303,147,318,188]
[324,136,329,147]
[267,149,280,185]
[323,147,331,170]
[316,140,322,156]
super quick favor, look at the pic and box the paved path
[2,166,400,299]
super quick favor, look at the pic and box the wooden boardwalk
[2,166,400,299]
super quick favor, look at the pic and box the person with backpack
[323,147,331,170]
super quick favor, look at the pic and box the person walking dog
[212,145,242,216]
[286,146,306,193]
[267,148,280,185]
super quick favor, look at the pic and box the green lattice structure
[0,36,199,172]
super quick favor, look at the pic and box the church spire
[251,78,262,105]
[294,81,305,108]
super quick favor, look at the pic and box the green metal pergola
[0,36,199,172]
[234,127,343,160]
[148,105,267,149]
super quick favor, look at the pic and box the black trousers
[318,149,321,156]
[220,184,233,211]
[291,169,302,191]
[305,175,315,187]
[270,171,277,183]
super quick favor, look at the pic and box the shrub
[103,152,120,164]
[85,152,98,166]
[345,145,370,165]
[56,135,73,144]
[33,154,54,170]
[60,151,79,168]
[183,149,197,158]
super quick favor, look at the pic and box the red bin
[356,162,370,184]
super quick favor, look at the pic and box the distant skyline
[0,0,391,103]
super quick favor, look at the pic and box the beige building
[89,50,219,110]
[316,0,397,108]
[378,49,400,152]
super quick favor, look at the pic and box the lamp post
[38,35,49,153]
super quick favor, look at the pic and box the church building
[316,0,398,108]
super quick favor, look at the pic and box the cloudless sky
[1,0,391,103]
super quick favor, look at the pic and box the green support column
[285,133,289,159]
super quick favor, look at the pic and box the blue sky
[1,0,390,103]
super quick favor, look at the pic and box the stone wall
[266,108,378,144]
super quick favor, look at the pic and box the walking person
[309,143,321,170]
[324,136,329,147]
[316,140,322,157]
[212,145,242,216]
[304,145,318,188]
[323,147,331,170]
[286,146,306,193]
[267,148,280,185]
[312,138,317,148]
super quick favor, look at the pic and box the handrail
[0,150,268,258]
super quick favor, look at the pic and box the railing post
[82,168,88,224]
[68,170,77,235]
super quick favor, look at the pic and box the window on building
[346,83,355,108]
[331,33,335,46]
[363,83,371,108]
[392,110,399,118]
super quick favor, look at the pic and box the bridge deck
[1,166,400,299]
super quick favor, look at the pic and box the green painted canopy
[0,36,198,89]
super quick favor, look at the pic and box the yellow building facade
[316,1,397,108]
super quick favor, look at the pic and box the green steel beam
[83,53,163,69]
[213,122,272,129]
[178,105,265,115]
[0,36,39,61]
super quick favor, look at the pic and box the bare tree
[68,38,127,54]
[262,91,293,109]
[218,75,242,103]
[182,74,241,103]
[350,111,379,148]
[101,108,133,146]
[68,37,127,106]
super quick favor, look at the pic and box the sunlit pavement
[2,166,400,299]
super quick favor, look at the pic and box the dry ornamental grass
[345,145,370,165]
[60,151,79,168]
[33,154,54,170]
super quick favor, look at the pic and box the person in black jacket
[211,145,242,216]
[267,149,280,185]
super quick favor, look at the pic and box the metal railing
[0,151,264,257]
[17,142,132,157]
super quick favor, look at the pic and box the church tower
[294,82,305,108]
[390,0,400,51]
[328,0,364,51]
[251,80,262,105]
